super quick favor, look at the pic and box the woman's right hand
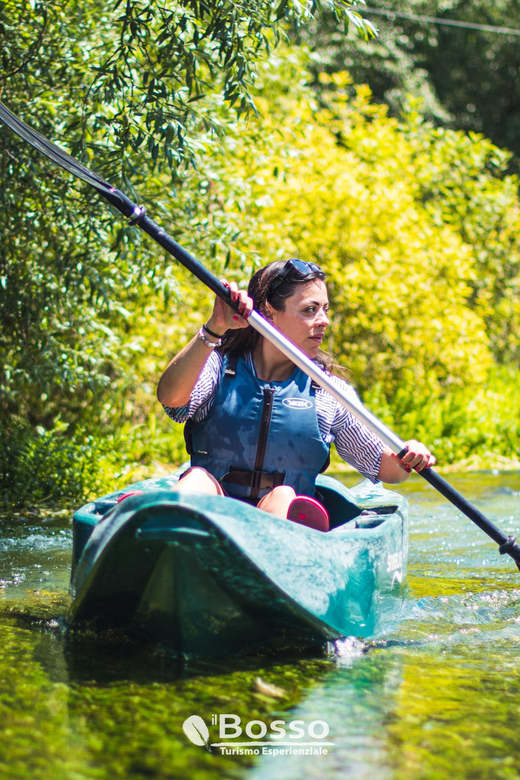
[157,280,252,407]
[206,280,253,336]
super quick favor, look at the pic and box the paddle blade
[0,101,113,194]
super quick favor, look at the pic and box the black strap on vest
[220,467,286,491]
[183,417,195,456]
[319,449,330,474]
[221,385,286,498]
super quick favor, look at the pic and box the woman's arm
[157,281,252,408]
[378,440,436,484]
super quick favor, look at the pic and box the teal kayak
[69,469,408,657]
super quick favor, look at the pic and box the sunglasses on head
[269,259,323,294]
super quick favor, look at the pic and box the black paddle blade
[0,101,113,194]
[0,100,236,302]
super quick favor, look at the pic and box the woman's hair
[221,260,332,371]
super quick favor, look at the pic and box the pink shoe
[116,490,144,503]
[287,496,329,532]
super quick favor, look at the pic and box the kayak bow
[69,470,408,657]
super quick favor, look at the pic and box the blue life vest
[187,354,330,500]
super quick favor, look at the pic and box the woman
[157,260,435,531]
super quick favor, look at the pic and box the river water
[1,471,520,779]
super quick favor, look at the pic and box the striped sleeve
[162,351,224,423]
[315,377,385,483]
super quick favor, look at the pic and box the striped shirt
[162,352,385,482]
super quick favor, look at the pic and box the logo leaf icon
[183,715,212,751]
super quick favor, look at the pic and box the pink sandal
[287,496,329,532]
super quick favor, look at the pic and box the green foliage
[365,365,520,465]
[212,67,514,388]
[403,114,520,365]
[0,0,371,455]
[297,0,520,159]
[206,59,520,460]
[0,419,106,508]
[1,0,373,174]
[3,11,520,507]
[0,412,188,509]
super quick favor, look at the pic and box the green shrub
[0,419,106,509]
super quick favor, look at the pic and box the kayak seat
[315,474,363,530]
[355,506,399,528]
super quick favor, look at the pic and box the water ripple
[0,531,72,552]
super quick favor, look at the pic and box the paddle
[2,100,519,572]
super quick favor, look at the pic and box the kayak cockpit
[72,470,402,569]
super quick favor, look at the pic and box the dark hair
[221,260,332,370]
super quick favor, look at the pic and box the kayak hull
[69,472,408,657]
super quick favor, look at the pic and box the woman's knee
[176,467,224,496]
[257,485,296,517]
[270,486,296,502]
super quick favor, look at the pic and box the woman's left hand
[378,440,436,483]
[397,440,436,473]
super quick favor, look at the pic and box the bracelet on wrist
[197,327,222,348]
[203,321,224,339]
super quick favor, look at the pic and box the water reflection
[248,649,400,780]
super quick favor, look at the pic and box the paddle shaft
[2,103,520,571]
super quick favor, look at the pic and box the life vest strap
[221,468,285,491]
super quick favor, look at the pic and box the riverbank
[3,452,520,520]
[331,452,520,476]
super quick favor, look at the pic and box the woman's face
[269,280,330,358]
